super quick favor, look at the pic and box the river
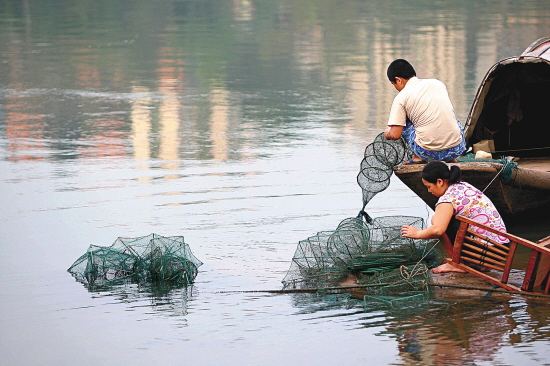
[1,1,550,365]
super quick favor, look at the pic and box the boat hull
[394,162,550,219]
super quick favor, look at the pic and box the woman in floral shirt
[401,161,507,273]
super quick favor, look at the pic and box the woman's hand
[401,225,421,239]
[401,204,454,240]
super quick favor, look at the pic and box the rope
[481,158,512,193]
[215,283,550,300]
[216,282,396,294]
[357,209,373,224]
[409,239,440,276]
[400,263,429,281]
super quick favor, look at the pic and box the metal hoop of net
[357,133,410,220]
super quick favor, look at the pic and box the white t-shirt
[387,77,462,150]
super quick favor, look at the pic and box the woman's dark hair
[387,59,416,83]
[422,161,461,184]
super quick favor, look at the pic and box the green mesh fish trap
[362,264,432,308]
[359,263,431,295]
[282,132,441,294]
[281,216,440,290]
[357,133,411,221]
[68,234,202,289]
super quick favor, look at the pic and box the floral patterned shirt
[437,181,508,244]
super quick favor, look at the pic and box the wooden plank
[452,221,469,263]
[465,229,510,253]
[444,259,521,292]
[461,256,505,271]
[462,241,508,261]
[517,157,550,172]
[461,249,506,268]
[522,250,541,291]
[458,215,550,254]
[532,250,550,294]
[502,242,517,284]
[464,235,510,256]
[537,235,550,246]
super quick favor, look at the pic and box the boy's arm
[384,125,404,140]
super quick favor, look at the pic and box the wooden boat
[395,37,550,221]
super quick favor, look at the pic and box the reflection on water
[209,88,230,161]
[2,1,549,163]
[131,85,153,182]
[157,50,183,173]
[3,92,46,161]
[1,0,550,365]
[85,283,196,320]
[385,297,550,365]
[291,291,550,365]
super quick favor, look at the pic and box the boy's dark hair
[387,59,416,83]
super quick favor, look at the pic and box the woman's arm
[401,203,454,239]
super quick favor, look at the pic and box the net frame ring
[373,133,407,165]
[357,166,391,192]
[369,140,403,168]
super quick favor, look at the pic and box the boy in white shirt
[383,59,466,163]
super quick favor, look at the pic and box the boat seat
[445,215,550,294]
